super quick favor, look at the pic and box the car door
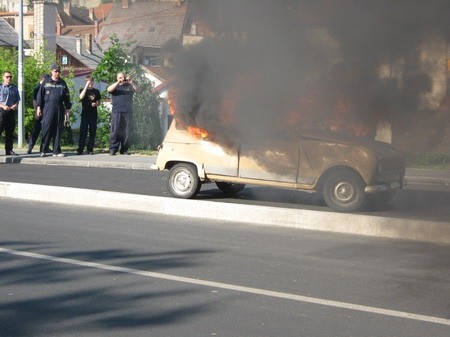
[238,140,299,183]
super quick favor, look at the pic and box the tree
[0,46,77,147]
[92,34,162,150]
[1,47,50,142]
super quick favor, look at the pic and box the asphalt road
[1,198,449,337]
[1,163,449,223]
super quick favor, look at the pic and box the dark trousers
[0,109,15,153]
[78,116,97,153]
[41,111,63,155]
[109,112,132,152]
[28,117,43,152]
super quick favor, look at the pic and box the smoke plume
[172,0,450,152]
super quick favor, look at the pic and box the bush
[406,153,450,168]
[131,90,163,150]
[95,104,112,149]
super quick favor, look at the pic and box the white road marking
[1,247,449,326]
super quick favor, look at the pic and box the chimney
[56,21,62,35]
[94,21,99,37]
[64,1,70,15]
[76,38,82,54]
[85,33,92,54]
[122,0,129,9]
[33,1,57,53]
[89,8,95,21]
[190,23,197,35]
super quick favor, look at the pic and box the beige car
[152,120,405,212]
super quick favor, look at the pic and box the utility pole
[18,0,25,148]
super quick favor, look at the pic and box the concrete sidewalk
[1,150,155,170]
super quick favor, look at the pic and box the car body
[152,119,406,212]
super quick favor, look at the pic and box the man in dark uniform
[27,74,48,154]
[0,71,20,156]
[77,75,101,155]
[107,71,140,155]
[36,64,72,157]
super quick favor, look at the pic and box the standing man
[36,64,72,157]
[0,71,20,156]
[27,73,48,154]
[77,75,101,155]
[107,71,140,155]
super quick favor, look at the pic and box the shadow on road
[0,242,219,336]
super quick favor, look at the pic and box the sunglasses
[5,75,12,78]
[52,70,60,73]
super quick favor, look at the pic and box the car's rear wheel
[216,182,245,195]
[322,170,366,212]
[167,163,200,199]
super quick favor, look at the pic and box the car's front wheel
[167,163,200,199]
[322,170,366,212]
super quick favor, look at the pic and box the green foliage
[0,46,78,145]
[92,34,163,150]
[406,153,450,169]
[132,90,163,149]
[61,125,75,146]
[0,47,55,140]
[92,34,138,84]
[95,104,112,149]
[60,67,77,146]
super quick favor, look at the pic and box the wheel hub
[334,181,355,202]
[174,171,192,193]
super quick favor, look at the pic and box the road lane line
[1,247,449,326]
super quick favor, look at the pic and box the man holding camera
[107,71,141,155]
[77,75,101,155]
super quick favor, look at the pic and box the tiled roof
[56,35,103,70]
[95,1,187,52]
[61,25,97,37]
[143,65,173,82]
[0,17,18,46]
[94,3,114,24]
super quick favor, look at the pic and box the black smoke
[173,0,450,151]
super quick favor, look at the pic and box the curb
[1,155,153,170]
[1,181,449,245]
[18,157,152,170]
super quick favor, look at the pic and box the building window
[144,55,162,67]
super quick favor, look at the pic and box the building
[0,16,18,48]
[95,0,187,68]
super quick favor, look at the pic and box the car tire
[322,170,366,212]
[167,163,201,199]
[215,182,245,195]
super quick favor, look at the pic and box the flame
[168,89,211,139]
[188,126,209,139]
[167,90,178,116]
[329,98,372,136]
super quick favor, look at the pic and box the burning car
[152,119,405,212]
